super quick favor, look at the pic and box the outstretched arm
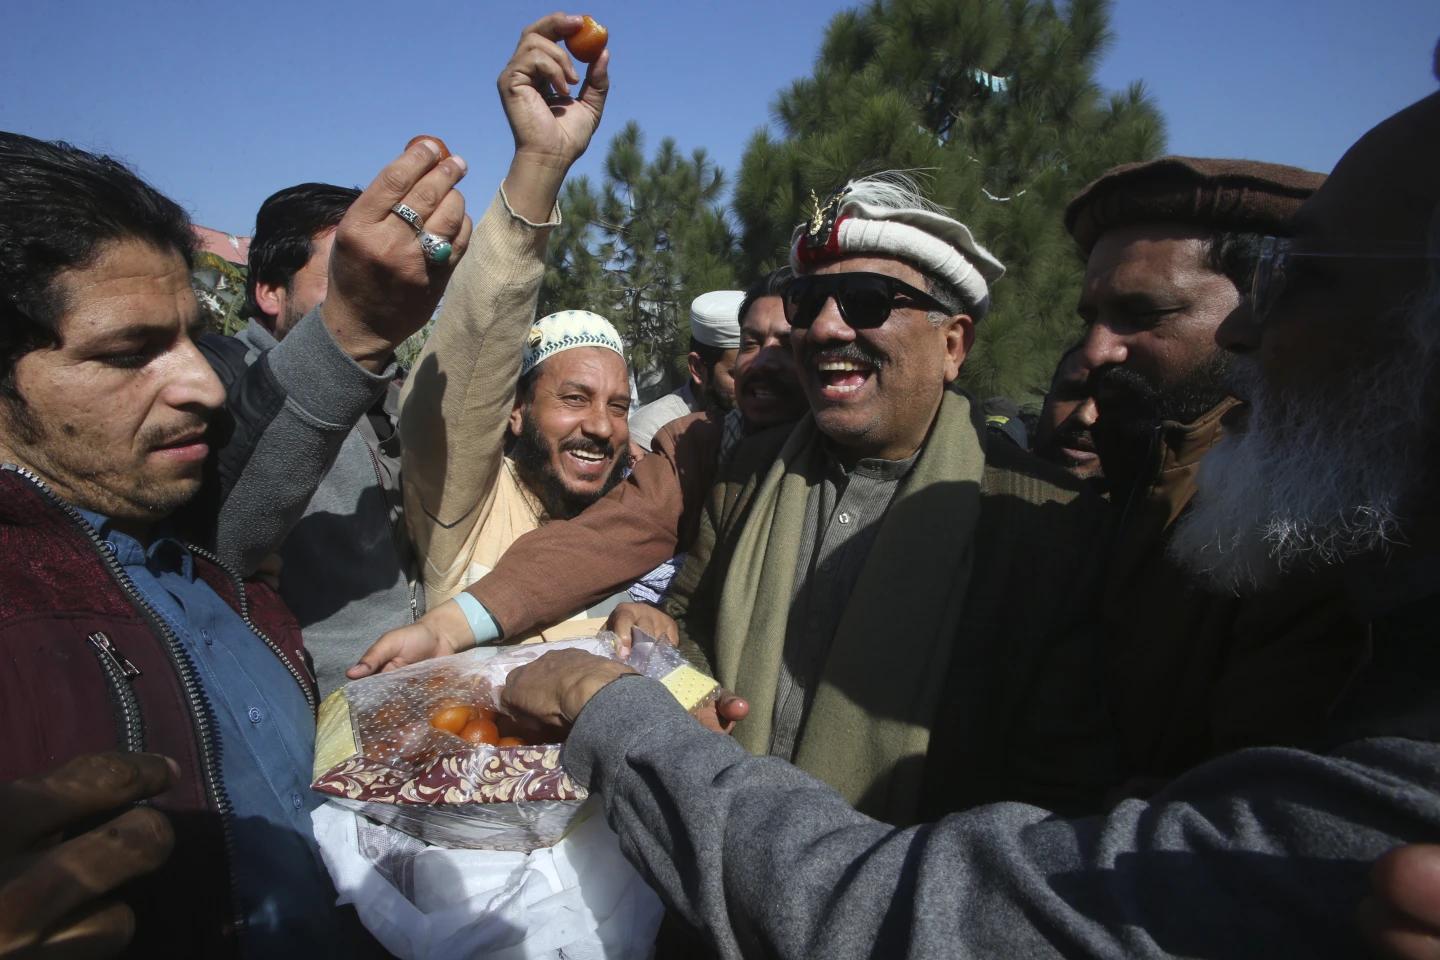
[401,13,611,602]
[505,655,1439,960]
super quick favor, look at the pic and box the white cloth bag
[312,798,662,959]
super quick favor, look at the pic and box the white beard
[1170,287,1440,594]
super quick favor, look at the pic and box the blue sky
[3,0,1436,235]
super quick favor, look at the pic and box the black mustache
[808,343,885,370]
[559,437,614,458]
[139,418,210,450]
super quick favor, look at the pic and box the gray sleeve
[211,307,392,574]
[627,394,690,453]
[562,678,1440,960]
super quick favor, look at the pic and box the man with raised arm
[398,15,635,643]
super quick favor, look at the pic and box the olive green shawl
[713,390,984,822]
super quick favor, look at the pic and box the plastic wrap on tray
[311,633,717,851]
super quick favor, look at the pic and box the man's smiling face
[509,346,632,519]
[790,255,970,462]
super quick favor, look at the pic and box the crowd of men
[1,12,1439,959]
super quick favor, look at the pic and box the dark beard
[702,374,735,413]
[510,410,629,520]
[1090,353,1231,490]
[1091,352,1231,429]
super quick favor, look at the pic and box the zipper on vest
[85,631,145,753]
[4,464,247,938]
[186,543,318,711]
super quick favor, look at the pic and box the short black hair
[1203,230,1264,291]
[738,266,793,330]
[0,132,195,395]
[689,337,730,371]
[244,182,360,318]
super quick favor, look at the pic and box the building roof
[192,224,250,264]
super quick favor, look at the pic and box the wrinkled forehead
[53,239,198,343]
[532,345,630,392]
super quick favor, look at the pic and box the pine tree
[540,121,738,396]
[732,0,1166,403]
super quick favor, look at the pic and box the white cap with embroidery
[520,310,626,377]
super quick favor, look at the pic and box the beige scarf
[714,390,985,823]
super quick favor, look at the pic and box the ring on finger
[391,203,425,232]
[418,231,453,264]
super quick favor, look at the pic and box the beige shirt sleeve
[399,186,561,598]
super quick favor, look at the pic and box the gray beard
[1170,286,1440,594]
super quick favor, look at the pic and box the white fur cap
[791,176,1006,313]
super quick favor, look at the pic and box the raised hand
[499,12,610,222]
[323,138,471,371]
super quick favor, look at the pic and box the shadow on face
[734,295,806,429]
[1034,347,1102,480]
[1,238,225,530]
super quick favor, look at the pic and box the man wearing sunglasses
[495,88,1440,960]
[658,173,1119,826]
[1062,158,1368,797]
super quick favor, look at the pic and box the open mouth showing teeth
[567,449,606,463]
[815,358,874,395]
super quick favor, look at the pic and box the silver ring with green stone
[418,231,452,264]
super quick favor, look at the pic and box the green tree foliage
[733,0,1166,403]
[191,252,249,336]
[540,121,738,394]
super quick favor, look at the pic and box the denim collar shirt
[73,507,347,957]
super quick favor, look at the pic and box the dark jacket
[666,397,1122,818]
[0,465,315,958]
[1098,401,1370,787]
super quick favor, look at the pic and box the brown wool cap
[1064,156,1327,255]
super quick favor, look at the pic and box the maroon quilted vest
[0,466,316,957]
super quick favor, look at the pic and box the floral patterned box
[310,636,717,851]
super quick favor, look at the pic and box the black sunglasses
[780,272,952,330]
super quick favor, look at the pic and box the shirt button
[291,792,304,810]
[838,511,852,525]
[247,706,263,724]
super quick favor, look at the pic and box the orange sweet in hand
[406,135,451,161]
[565,15,608,64]
[459,717,500,745]
[430,704,472,734]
